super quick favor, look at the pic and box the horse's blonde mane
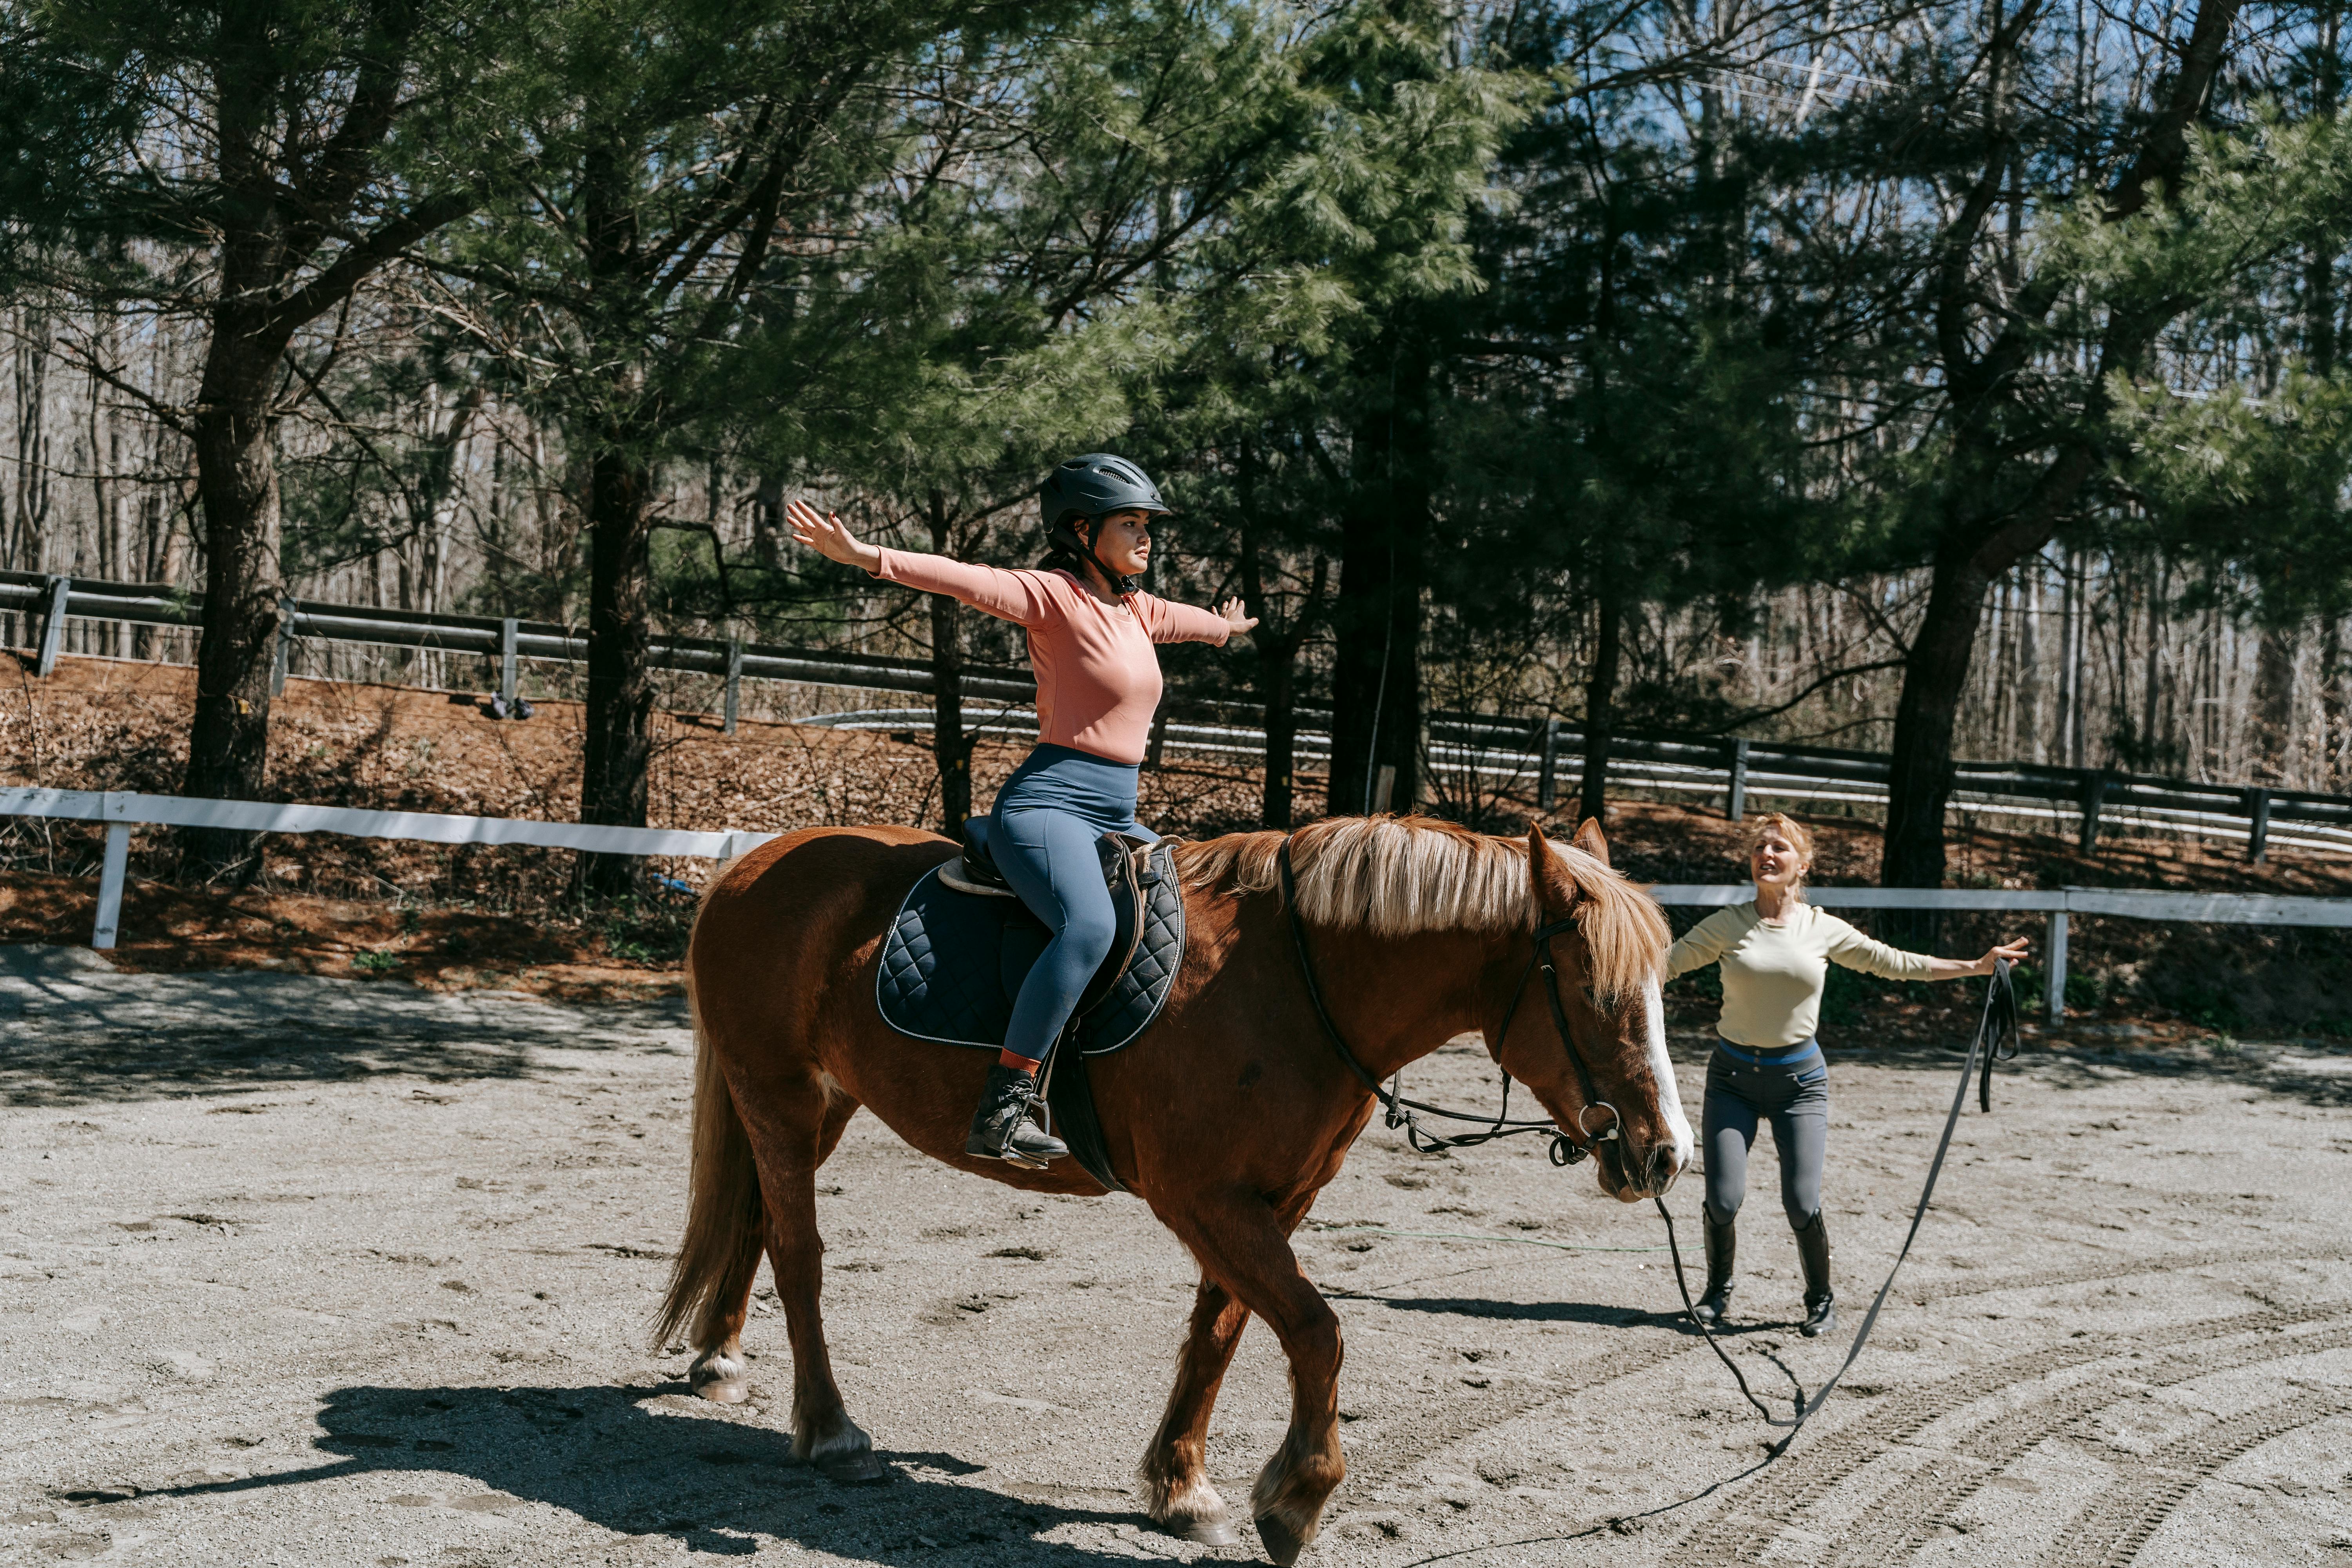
[1176,815,1670,999]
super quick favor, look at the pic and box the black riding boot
[1794,1211,1835,1337]
[1692,1208,1736,1325]
[965,1062,1068,1167]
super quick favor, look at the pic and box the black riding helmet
[1040,454,1174,595]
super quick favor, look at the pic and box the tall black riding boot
[1794,1211,1836,1337]
[965,1062,1068,1167]
[1692,1208,1736,1325]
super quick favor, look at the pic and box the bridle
[1274,838,1635,1186]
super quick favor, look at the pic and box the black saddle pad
[875,838,1185,1056]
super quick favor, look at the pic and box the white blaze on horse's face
[1640,977,1693,1179]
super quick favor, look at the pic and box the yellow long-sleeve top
[1665,901,1935,1049]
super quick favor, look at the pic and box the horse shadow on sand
[139,1379,1166,1561]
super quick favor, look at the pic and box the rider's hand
[1978,937,2029,976]
[787,499,883,572]
[1216,597,1259,637]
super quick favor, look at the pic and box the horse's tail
[652,964,766,1351]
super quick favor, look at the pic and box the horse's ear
[1529,826,1581,914]
[1571,815,1610,867]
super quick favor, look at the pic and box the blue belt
[1713,1037,1823,1068]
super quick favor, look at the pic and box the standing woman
[1666,813,2025,1336]
[787,456,1254,1167]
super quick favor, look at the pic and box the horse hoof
[818,1450,890,1485]
[693,1377,749,1405]
[1181,1517,1240,1548]
[1255,1514,1306,1565]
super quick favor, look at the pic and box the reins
[1274,838,1624,1172]
[1655,957,2022,1443]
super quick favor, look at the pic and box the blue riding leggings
[990,744,1155,1067]
[1701,1040,1829,1230]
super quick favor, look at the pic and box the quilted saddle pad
[875,838,1185,1057]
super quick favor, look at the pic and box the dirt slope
[0,653,2345,1034]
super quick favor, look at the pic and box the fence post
[1727,737,1750,822]
[2044,909,2067,1025]
[1372,764,1397,814]
[2077,769,2106,852]
[94,821,130,949]
[271,595,296,695]
[2246,787,2272,864]
[499,618,519,705]
[723,639,743,735]
[1146,708,1170,770]
[1536,717,1559,809]
[35,575,70,676]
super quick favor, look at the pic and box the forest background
[7,0,2352,898]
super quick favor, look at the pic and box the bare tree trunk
[181,307,289,875]
[1328,329,1429,817]
[2253,626,2297,784]
[751,472,786,569]
[2323,619,2348,789]
[927,492,972,838]
[2018,565,2043,760]
[577,435,656,897]
[1579,589,1624,826]
[11,310,53,580]
[1236,442,1321,829]
[2058,550,2082,767]
[1883,533,1998,892]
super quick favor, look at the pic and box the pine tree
[1,0,541,870]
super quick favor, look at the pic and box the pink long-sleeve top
[870,548,1231,766]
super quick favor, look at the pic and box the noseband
[1274,838,1630,1180]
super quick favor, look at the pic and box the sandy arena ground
[2,946,2349,1566]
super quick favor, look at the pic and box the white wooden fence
[1647,884,2352,1026]
[7,787,2346,1028]
[0,788,773,951]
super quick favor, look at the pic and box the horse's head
[1486,820,1691,1202]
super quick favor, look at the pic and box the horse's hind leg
[749,1079,884,1482]
[1162,1192,1345,1567]
[1139,1276,1250,1546]
[686,1089,855,1403]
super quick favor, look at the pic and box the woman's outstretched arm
[1822,915,2027,981]
[788,499,1057,628]
[1132,593,1256,646]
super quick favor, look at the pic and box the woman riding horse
[786,455,1255,1166]
[1666,812,2027,1336]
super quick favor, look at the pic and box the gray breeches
[1700,1043,1828,1230]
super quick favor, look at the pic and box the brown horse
[656,813,1689,1563]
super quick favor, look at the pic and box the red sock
[998,1049,1041,1075]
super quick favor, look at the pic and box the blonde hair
[1746,812,1814,897]
[1178,817,1671,1001]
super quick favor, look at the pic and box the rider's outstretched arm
[788,498,1054,628]
[1131,594,1233,647]
[870,547,1061,629]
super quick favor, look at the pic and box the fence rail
[7,784,2347,1028]
[11,568,2352,862]
[0,787,774,951]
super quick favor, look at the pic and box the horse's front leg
[1162,1191,1345,1566]
[1139,1275,1251,1545]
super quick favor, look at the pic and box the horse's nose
[1644,1139,1684,1196]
